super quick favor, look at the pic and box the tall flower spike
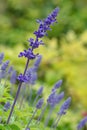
[55,92,64,104]
[33,86,44,106]
[25,68,37,85]
[52,79,63,91]
[25,99,44,130]
[8,66,13,74]
[47,90,56,107]
[0,53,4,64]
[36,98,44,109]
[1,60,10,71]
[10,70,17,84]
[34,55,42,68]
[7,7,59,124]
[58,97,71,115]
[37,86,43,96]
[77,116,87,130]
[34,7,59,38]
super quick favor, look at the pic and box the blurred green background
[0,0,87,129]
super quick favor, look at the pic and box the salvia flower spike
[25,98,44,130]
[33,86,43,106]
[51,97,71,129]
[1,60,10,71]
[52,79,63,92]
[10,70,17,84]
[7,7,59,124]
[58,97,71,115]
[0,53,4,64]
[3,102,11,112]
[77,116,87,130]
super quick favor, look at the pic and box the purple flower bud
[26,128,30,130]
[58,97,71,115]
[0,71,6,79]
[17,73,28,82]
[0,53,4,64]
[28,38,44,49]
[77,117,87,130]
[1,60,10,71]
[37,86,43,96]
[10,70,17,84]
[55,92,64,104]
[8,66,13,74]
[3,102,11,111]
[25,68,37,85]
[18,48,36,59]
[52,80,62,91]
[47,91,56,107]
[36,98,44,109]
[34,55,42,67]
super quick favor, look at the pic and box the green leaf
[9,124,20,130]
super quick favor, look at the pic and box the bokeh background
[0,0,87,129]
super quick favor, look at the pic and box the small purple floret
[3,102,11,111]
[1,60,10,71]
[36,98,44,109]
[17,73,28,82]
[52,80,63,91]
[0,53,4,64]
[37,86,43,96]
[10,70,17,84]
[18,48,36,59]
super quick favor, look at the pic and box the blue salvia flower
[18,7,59,82]
[77,117,87,130]
[36,98,44,109]
[55,92,64,104]
[8,66,13,74]
[34,7,59,38]
[10,70,17,84]
[26,128,30,130]
[18,48,37,59]
[37,86,43,96]
[28,38,44,49]
[44,92,64,127]
[47,90,56,107]
[19,7,59,60]
[1,60,10,71]
[17,73,28,82]
[25,68,37,85]
[52,80,63,92]
[7,7,59,124]
[34,55,42,67]
[33,86,43,106]
[58,97,71,115]
[51,97,71,129]
[3,102,11,111]
[0,71,6,79]
[36,91,56,124]
[25,98,44,130]
[0,53,4,64]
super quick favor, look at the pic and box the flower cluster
[18,7,59,83]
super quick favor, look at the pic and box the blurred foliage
[0,0,87,46]
[0,30,87,109]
